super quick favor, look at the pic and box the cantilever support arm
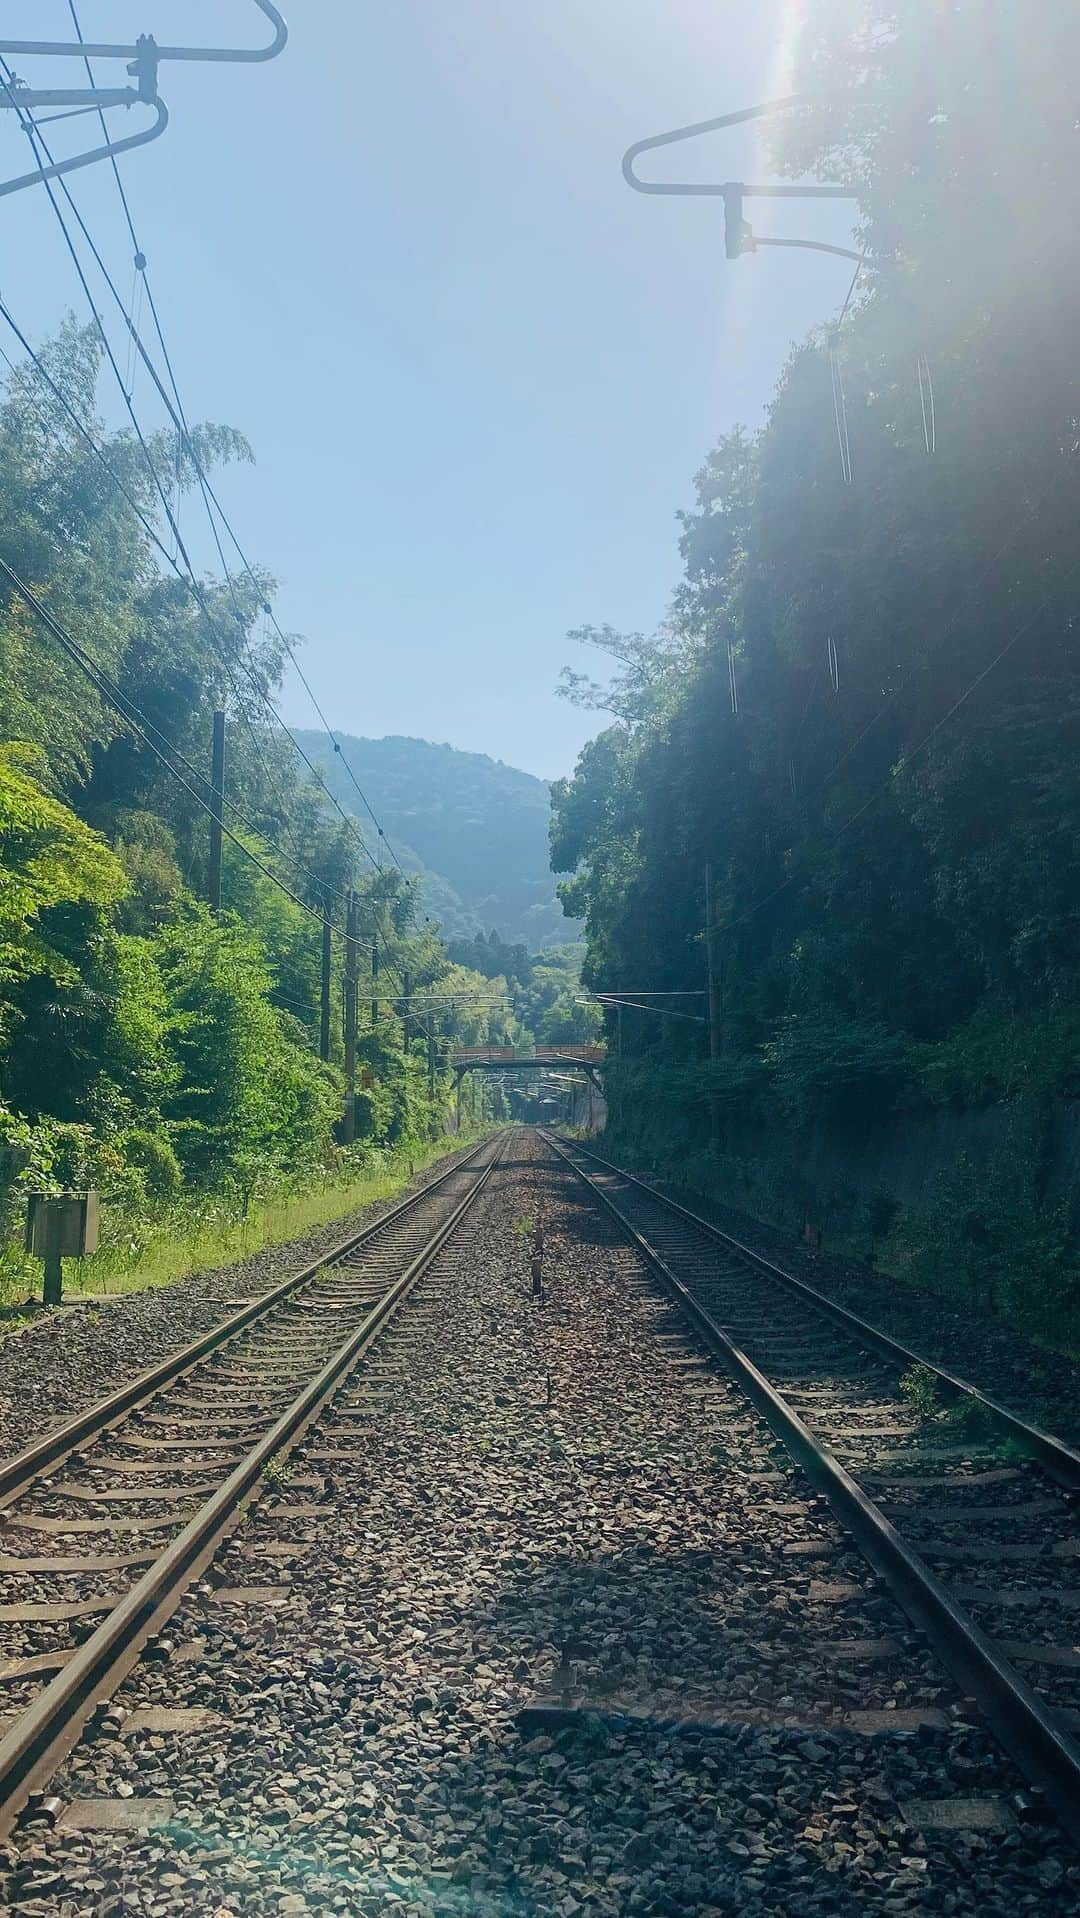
[623,94,865,262]
[0,2,288,66]
[622,94,857,198]
[0,94,167,199]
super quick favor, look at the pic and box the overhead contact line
[0,67,384,887]
[33,8,406,878]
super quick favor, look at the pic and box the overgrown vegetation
[551,1,1080,1343]
[0,325,519,1290]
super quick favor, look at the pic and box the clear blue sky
[1,2,856,780]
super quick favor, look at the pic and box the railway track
[0,1130,507,1836]
[0,1125,1074,1911]
[543,1129,1080,1840]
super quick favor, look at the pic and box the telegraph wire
[5,53,532,1049]
[0,553,362,947]
[0,57,434,1043]
[0,286,338,898]
[0,276,385,897]
[1,56,476,1008]
[0,58,337,872]
[0,62,386,887]
[56,4,407,875]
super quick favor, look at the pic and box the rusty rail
[543,1129,1080,1840]
[0,1132,506,1834]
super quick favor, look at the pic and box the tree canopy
[551,0,1080,1331]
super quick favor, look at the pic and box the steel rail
[542,1130,1080,1840]
[0,1133,496,1512]
[0,1129,507,1837]
[551,1134,1080,1491]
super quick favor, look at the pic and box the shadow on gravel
[268,1548,1066,1918]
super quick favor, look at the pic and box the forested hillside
[0,324,516,1288]
[551,2,1080,1338]
[293,731,575,949]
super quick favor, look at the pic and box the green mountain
[294,732,577,950]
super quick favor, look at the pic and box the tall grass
[0,1130,489,1310]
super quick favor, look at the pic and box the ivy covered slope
[550,2,1080,1341]
[293,731,576,950]
[0,324,511,1292]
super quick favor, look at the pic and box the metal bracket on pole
[0,4,288,69]
[0,6,286,199]
[623,94,864,263]
[0,82,168,201]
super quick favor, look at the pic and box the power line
[0,64,387,889]
[0,553,361,948]
[1,54,431,1009]
[0,298,357,920]
[586,988,705,998]
[584,995,706,1024]
[3,122,423,1013]
[0,276,391,908]
[0,65,314,846]
[53,4,406,877]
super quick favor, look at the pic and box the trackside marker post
[25,1192,99,1306]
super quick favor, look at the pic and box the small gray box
[25,1191,100,1259]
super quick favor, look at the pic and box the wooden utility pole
[344,889,358,1143]
[370,936,380,1029]
[208,709,225,913]
[319,892,332,1064]
[400,968,412,1131]
[704,861,722,1061]
[705,861,722,1155]
[428,1026,437,1132]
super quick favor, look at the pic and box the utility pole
[704,861,722,1061]
[319,891,332,1064]
[208,710,225,914]
[344,889,358,1144]
[400,968,412,1131]
[705,861,722,1157]
[428,1026,437,1134]
[370,936,380,1029]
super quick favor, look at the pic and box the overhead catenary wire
[3,49,551,1041]
[0,553,447,1025]
[917,353,936,456]
[828,335,853,485]
[0,280,404,942]
[0,295,351,908]
[0,553,363,949]
[56,3,407,876]
[583,995,707,1024]
[0,99,441,1021]
[0,90,320,854]
[0,65,387,890]
[1,71,427,1007]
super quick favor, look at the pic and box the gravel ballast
[0,1141,486,1465]
[590,1138,1080,1449]
[3,1130,1074,1916]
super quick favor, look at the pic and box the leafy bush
[121,1127,183,1199]
[917,1004,1080,1108]
[762,1013,912,1127]
[885,1107,1079,1338]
